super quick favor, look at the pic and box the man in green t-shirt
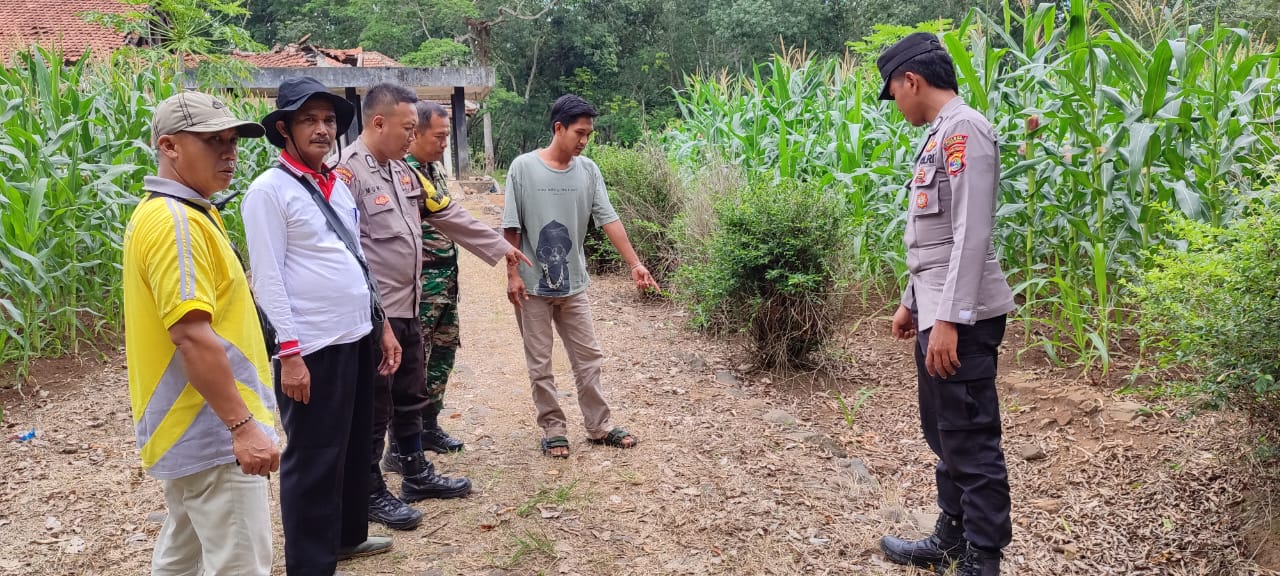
[502,94,660,458]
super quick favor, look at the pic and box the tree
[86,0,263,86]
[231,0,1003,166]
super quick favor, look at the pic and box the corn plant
[667,0,1280,372]
[0,47,273,383]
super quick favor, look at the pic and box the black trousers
[275,332,375,576]
[914,313,1012,552]
[372,316,428,472]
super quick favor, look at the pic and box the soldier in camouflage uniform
[409,152,465,454]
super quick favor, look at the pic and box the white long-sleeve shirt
[241,160,372,357]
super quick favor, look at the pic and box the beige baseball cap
[152,91,266,143]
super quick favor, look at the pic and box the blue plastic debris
[16,428,35,442]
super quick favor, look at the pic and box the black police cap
[876,32,947,101]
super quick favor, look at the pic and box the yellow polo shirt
[122,176,277,480]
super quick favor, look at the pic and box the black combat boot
[880,512,966,571]
[421,405,465,454]
[948,542,1000,576]
[422,426,465,454]
[399,451,472,502]
[367,472,423,530]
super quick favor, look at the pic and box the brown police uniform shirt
[338,137,424,319]
[901,96,1016,331]
[338,138,514,319]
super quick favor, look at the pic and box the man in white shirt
[241,77,402,575]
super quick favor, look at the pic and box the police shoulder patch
[943,134,968,151]
[944,133,968,176]
[334,166,354,185]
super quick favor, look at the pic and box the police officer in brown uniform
[337,83,528,531]
[875,33,1017,576]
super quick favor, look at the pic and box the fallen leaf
[1053,543,1080,561]
[538,505,562,519]
[679,487,700,496]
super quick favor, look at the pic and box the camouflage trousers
[419,300,460,409]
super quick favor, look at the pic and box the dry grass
[0,196,1276,575]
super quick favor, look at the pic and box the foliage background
[237,0,1280,166]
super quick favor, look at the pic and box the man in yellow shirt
[123,91,280,576]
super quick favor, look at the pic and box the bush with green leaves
[1133,194,1280,428]
[675,178,853,368]
[584,143,684,283]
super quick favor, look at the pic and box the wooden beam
[344,87,361,145]
[192,66,496,101]
[451,87,470,177]
[483,110,495,174]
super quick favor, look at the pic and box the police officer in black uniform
[875,33,1017,576]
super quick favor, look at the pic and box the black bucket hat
[261,76,355,148]
[876,32,947,101]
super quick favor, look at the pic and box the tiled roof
[358,51,401,67]
[234,50,344,68]
[0,0,133,64]
[0,0,407,69]
[231,45,402,68]
[318,47,403,68]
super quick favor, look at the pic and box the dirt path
[1,193,1278,575]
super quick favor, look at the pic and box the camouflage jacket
[406,156,459,303]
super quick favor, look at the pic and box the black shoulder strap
[146,191,279,354]
[272,164,385,322]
